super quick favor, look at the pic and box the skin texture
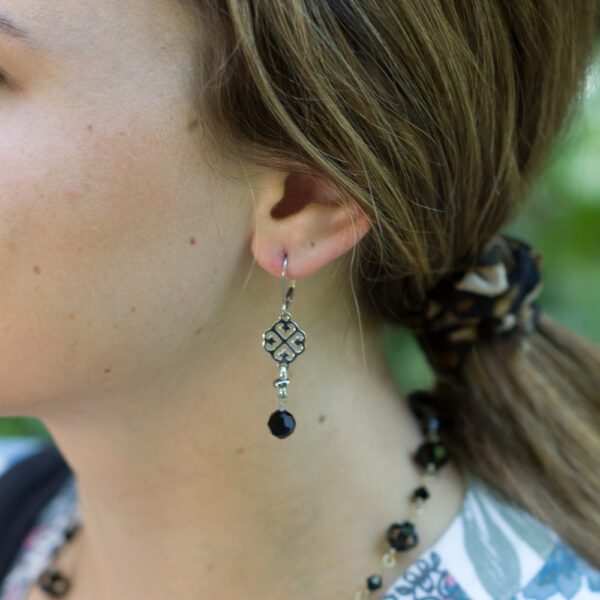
[0,1,467,598]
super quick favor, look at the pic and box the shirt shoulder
[0,437,48,477]
[0,438,80,600]
[382,467,600,600]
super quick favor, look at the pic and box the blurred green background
[1,43,599,441]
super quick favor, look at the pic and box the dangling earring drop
[261,254,307,438]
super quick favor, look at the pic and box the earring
[261,254,307,438]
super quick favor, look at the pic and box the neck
[36,279,467,599]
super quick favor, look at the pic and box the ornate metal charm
[262,312,306,365]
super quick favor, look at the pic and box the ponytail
[428,313,600,568]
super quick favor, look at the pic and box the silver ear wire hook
[281,254,296,312]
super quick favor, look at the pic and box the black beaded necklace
[34,389,449,599]
[353,390,450,598]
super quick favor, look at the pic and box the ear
[249,170,371,280]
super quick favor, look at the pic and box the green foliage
[506,43,600,339]
[0,417,51,439]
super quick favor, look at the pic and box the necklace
[33,389,449,599]
[36,521,82,597]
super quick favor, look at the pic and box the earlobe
[249,170,371,280]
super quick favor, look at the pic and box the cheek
[0,108,243,413]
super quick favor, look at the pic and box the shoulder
[0,437,74,519]
[383,467,600,600]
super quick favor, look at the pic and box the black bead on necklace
[36,522,81,597]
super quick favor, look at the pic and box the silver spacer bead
[382,548,397,568]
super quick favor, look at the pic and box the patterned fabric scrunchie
[410,234,544,378]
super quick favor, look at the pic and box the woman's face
[0,1,256,412]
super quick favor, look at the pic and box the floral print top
[0,438,598,600]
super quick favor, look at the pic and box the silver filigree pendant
[262,312,306,365]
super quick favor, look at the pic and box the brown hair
[179,0,600,565]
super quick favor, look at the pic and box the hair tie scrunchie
[410,234,544,378]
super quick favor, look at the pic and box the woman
[0,1,598,598]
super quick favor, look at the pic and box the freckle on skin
[131,306,136,313]
[190,236,196,245]
[33,265,41,274]
[310,241,315,247]
[87,124,94,132]
[187,118,199,131]
[68,313,76,320]
[318,414,326,423]
[194,327,202,335]
[104,368,111,374]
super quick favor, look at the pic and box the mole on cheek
[190,236,196,245]
[87,124,94,132]
[33,265,41,274]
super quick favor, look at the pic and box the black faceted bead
[268,409,296,438]
[38,569,71,597]
[367,573,383,591]
[386,520,419,551]
[407,390,437,422]
[64,523,81,541]
[412,485,430,501]
[414,441,449,471]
